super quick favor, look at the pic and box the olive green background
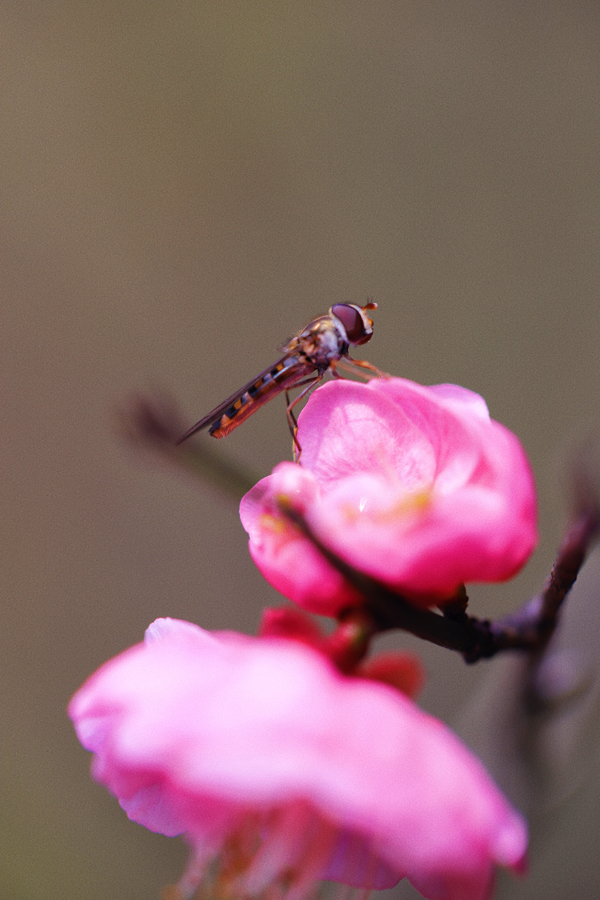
[2,3,600,899]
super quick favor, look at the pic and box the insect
[176,301,382,456]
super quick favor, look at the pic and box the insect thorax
[291,317,347,370]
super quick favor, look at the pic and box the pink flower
[240,378,537,614]
[69,618,527,900]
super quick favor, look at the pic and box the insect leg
[336,356,388,380]
[329,360,343,379]
[284,375,323,430]
[285,374,323,460]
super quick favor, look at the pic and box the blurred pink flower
[69,618,527,900]
[240,378,537,614]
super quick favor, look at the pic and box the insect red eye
[331,304,373,345]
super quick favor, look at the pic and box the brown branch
[278,498,600,664]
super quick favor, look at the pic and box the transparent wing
[176,355,313,444]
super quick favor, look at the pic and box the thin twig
[118,392,257,500]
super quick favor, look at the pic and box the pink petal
[240,464,364,614]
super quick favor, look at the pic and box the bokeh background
[3,2,600,898]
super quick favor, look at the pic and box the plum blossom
[69,618,527,900]
[240,378,537,615]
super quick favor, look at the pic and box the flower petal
[70,619,527,900]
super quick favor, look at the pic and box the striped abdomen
[209,357,313,438]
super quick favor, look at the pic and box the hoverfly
[176,301,382,456]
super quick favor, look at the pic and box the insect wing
[176,354,312,443]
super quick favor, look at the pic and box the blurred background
[2,2,600,898]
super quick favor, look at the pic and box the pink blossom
[239,378,537,614]
[69,618,527,900]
